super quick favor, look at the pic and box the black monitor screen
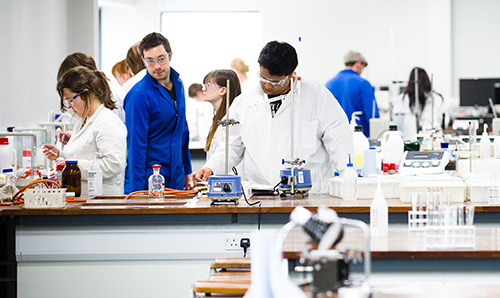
[460,78,500,107]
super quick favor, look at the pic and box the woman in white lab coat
[392,67,446,140]
[202,69,241,160]
[43,66,127,195]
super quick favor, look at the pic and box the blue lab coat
[123,69,192,193]
[325,69,379,137]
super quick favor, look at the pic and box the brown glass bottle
[62,160,81,196]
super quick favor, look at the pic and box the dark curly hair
[139,32,172,57]
[257,41,298,76]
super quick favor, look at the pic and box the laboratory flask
[149,164,165,201]
[381,125,404,166]
[62,160,81,196]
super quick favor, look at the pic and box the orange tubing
[12,178,60,203]
[124,188,198,199]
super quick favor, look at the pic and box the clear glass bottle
[62,160,81,197]
[148,164,164,201]
[1,168,19,203]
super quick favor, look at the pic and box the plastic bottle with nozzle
[479,123,491,159]
[370,176,388,237]
[350,111,362,131]
[342,154,357,201]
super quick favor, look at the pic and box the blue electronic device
[207,175,242,205]
[279,167,312,193]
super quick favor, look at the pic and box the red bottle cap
[0,137,8,145]
[23,150,31,157]
[389,163,396,170]
[152,164,161,169]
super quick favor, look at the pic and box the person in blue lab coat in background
[123,32,192,193]
[325,50,379,138]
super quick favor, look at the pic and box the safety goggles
[258,72,289,87]
[143,54,169,67]
[63,90,85,108]
[202,82,221,92]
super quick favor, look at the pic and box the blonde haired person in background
[112,59,131,86]
[122,41,147,94]
[230,58,255,92]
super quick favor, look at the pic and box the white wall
[0,0,98,131]
[2,0,500,129]
[100,0,455,98]
[452,0,500,96]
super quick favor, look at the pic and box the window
[161,11,262,90]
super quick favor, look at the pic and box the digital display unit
[460,78,500,107]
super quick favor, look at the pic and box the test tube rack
[24,188,67,209]
[408,211,428,231]
[408,207,476,249]
[488,187,500,205]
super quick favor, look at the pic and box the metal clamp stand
[280,158,307,197]
[208,80,242,205]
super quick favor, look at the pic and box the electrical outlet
[224,232,250,250]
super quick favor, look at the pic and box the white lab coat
[122,69,147,95]
[62,104,127,195]
[392,92,445,141]
[186,99,214,148]
[109,80,126,123]
[206,127,222,161]
[204,78,353,192]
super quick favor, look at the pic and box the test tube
[411,192,418,212]
[465,205,475,226]
[411,192,418,229]
[458,205,463,226]
[451,205,458,226]
[427,192,434,227]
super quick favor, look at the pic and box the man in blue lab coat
[124,32,192,193]
[325,50,379,137]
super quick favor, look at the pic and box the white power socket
[224,232,250,250]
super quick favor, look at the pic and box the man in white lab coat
[195,41,353,192]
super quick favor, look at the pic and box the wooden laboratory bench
[195,251,500,298]
[281,227,500,260]
[193,280,500,298]
[1,194,500,218]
